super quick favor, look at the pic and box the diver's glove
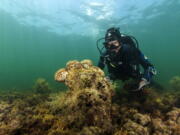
[138,78,150,90]
[130,78,150,92]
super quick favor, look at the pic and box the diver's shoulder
[122,44,132,51]
[122,43,139,56]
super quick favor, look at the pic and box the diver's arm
[98,55,105,69]
[137,50,156,82]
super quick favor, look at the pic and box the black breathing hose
[96,37,105,55]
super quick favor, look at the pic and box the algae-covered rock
[132,113,151,126]
[122,119,149,135]
[169,76,180,91]
[151,118,170,134]
[55,59,109,91]
[78,126,103,135]
[150,107,180,135]
[166,107,180,121]
[53,59,114,134]
[33,78,52,94]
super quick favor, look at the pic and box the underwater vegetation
[33,78,52,94]
[169,76,180,91]
[53,59,114,134]
[0,60,180,135]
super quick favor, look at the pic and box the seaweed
[0,60,180,135]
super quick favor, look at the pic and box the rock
[133,113,151,126]
[53,60,114,134]
[123,119,149,135]
[151,118,171,135]
[166,107,180,121]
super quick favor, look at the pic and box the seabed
[0,60,180,135]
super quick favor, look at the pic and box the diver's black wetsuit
[98,42,155,82]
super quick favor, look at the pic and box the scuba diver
[97,27,157,91]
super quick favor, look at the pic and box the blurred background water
[0,0,180,90]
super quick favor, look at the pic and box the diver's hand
[138,78,150,90]
[105,76,114,84]
[105,76,112,82]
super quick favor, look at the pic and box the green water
[0,0,180,90]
